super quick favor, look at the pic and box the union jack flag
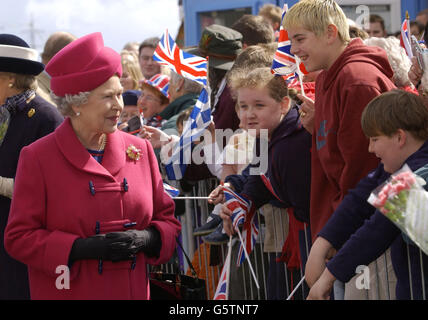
[223,187,251,232]
[400,17,413,59]
[153,29,208,86]
[164,87,211,180]
[237,205,259,266]
[271,4,308,81]
[221,186,258,266]
[163,182,180,198]
[213,246,231,300]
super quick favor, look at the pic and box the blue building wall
[403,0,428,21]
[183,0,298,46]
[183,0,427,47]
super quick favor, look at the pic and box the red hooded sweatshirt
[310,38,396,241]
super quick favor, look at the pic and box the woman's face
[0,73,14,105]
[236,87,289,139]
[120,68,135,91]
[138,87,165,119]
[73,75,124,134]
[119,105,139,123]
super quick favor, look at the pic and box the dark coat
[225,107,312,223]
[0,95,63,299]
[320,140,428,299]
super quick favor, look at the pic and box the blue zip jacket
[319,140,428,299]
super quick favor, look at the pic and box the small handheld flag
[163,182,180,198]
[213,236,232,300]
[164,87,212,180]
[153,29,208,87]
[271,4,308,80]
[400,11,414,59]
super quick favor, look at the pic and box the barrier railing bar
[383,252,391,300]
[406,242,414,300]
[419,248,426,300]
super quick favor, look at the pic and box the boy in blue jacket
[306,90,428,300]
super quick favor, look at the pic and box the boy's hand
[219,204,235,236]
[208,183,233,205]
[297,94,315,134]
[305,237,336,287]
[306,268,336,300]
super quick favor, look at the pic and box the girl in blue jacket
[209,67,313,297]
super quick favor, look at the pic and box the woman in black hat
[0,34,63,299]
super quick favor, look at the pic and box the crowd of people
[0,0,428,300]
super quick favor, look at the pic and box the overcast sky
[0,0,181,56]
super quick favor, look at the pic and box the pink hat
[46,32,122,97]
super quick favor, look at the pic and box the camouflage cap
[193,24,243,70]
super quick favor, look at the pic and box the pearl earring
[8,83,13,88]
[76,112,81,116]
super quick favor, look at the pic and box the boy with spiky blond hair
[284,0,395,249]
[283,0,396,298]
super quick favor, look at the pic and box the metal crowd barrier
[154,178,427,301]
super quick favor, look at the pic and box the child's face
[236,87,289,139]
[288,26,330,72]
[368,133,403,173]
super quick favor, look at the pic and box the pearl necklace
[98,134,107,151]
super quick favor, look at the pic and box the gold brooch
[27,108,35,118]
[126,144,141,161]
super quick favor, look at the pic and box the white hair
[51,91,91,117]
[364,36,413,88]
[170,71,203,94]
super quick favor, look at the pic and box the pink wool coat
[4,118,181,299]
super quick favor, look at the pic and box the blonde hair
[258,4,283,26]
[229,67,288,102]
[227,43,276,85]
[0,72,38,91]
[283,0,350,44]
[120,50,143,90]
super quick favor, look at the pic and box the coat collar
[55,117,126,179]
[158,93,199,120]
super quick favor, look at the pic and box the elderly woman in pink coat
[4,32,181,300]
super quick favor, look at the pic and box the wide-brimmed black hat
[0,34,44,75]
[186,24,242,71]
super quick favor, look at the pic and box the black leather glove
[68,232,136,265]
[106,227,162,258]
